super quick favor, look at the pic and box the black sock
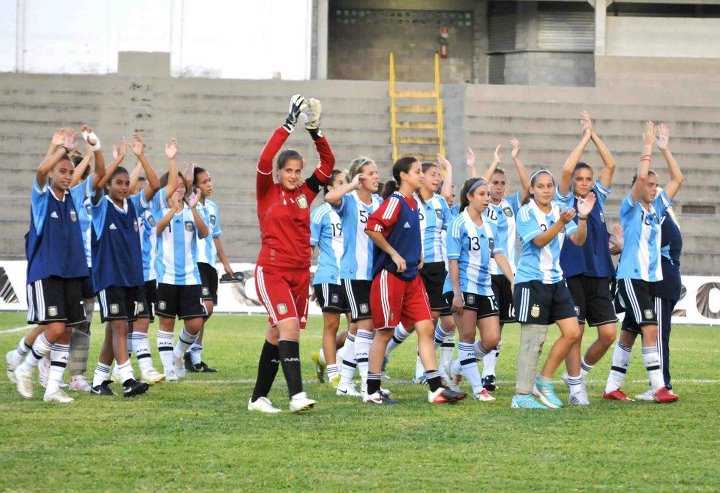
[366,372,382,395]
[278,339,303,398]
[425,369,442,392]
[251,340,280,401]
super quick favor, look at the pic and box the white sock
[642,347,664,390]
[458,342,483,393]
[474,340,491,360]
[437,325,455,368]
[605,342,632,393]
[326,364,339,382]
[10,336,31,366]
[93,362,111,387]
[173,327,198,358]
[126,334,134,357]
[46,343,69,395]
[580,356,593,380]
[414,353,425,379]
[354,330,372,386]
[133,333,154,372]
[567,374,582,395]
[385,323,411,355]
[22,333,52,370]
[117,359,135,385]
[157,330,175,373]
[190,343,203,366]
[339,333,356,385]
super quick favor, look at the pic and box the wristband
[640,154,651,161]
[578,216,587,221]
[81,130,102,151]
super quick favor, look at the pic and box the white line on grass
[182,378,720,385]
[0,324,35,334]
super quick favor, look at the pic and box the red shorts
[255,265,311,329]
[370,269,433,330]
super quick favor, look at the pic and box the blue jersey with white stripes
[443,210,503,296]
[153,195,202,286]
[310,203,343,285]
[616,190,671,282]
[196,198,222,266]
[484,190,521,274]
[515,199,578,284]
[138,189,166,282]
[417,193,453,263]
[334,191,382,281]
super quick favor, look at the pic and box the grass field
[1,312,718,492]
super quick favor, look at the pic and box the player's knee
[598,329,616,348]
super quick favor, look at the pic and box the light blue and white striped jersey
[450,203,460,218]
[515,199,578,284]
[484,190,521,275]
[417,192,453,263]
[73,177,94,268]
[334,191,382,281]
[153,194,202,286]
[443,210,502,296]
[196,198,222,265]
[616,190,671,282]
[310,203,343,285]
[138,189,166,282]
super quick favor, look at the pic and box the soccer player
[247,95,335,413]
[324,156,382,398]
[511,169,595,409]
[310,169,352,387]
[11,128,104,402]
[183,165,235,373]
[554,111,618,405]
[603,122,682,403]
[364,157,466,404]
[473,140,530,390]
[445,178,514,401]
[88,136,161,397]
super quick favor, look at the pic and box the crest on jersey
[110,304,119,315]
[360,303,369,314]
[148,216,156,227]
[48,306,58,317]
[136,302,144,314]
[70,210,77,222]
[158,301,167,311]
[644,309,654,320]
[531,304,540,318]
[331,293,339,304]
[296,194,308,209]
[277,303,288,315]
[134,221,139,232]
[467,294,476,305]
[202,287,210,296]
[600,211,605,223]
[184,221,195,232]
[435,209,442,220]
[488,238,495,257]
[210,214,217,225]
[503,207,513,217]
[85,204,91,215]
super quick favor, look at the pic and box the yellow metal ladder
[389,52,445,163]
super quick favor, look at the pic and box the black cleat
[122,378,149,398]
[184,353,199,372]
[196,361,218,373]
[482,375,497,391]
[91,380,116,396]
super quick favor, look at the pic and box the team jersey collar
[105,194,129,213]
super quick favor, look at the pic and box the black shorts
[343,279,372,322]
[491,274,516,323]
[444,291,499,319]
[26,277,85,326]
[617,278,658,331]
[155,283,207,320]
[567,275,619,327]
[97,285,146,323]
[420,262,451,316]
[313,283,350,313]
[81,270,94,300]
[198,262,219,304]
[514,280,577,325]
[136,280,157,321]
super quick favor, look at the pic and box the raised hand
[185,188,200,208]
[131,133,145,157]
[576,191,596,218]
[609,223,624,254]
[283,94,307,132]
[62,128,77,151]
[643,121,656,147]
[510,138,520,160]
[465,146,475,168]
[81,125,101,150]
[656,122,669,151]
[493,144,503,163]
[559,207,576,224]
[115,141,127,160]
[437,153,451,171]
[164,138,178,159]
[580,111,592,136]
[51,128,65,147]
[349,173,362,190]
[303,98,322,130]
[112,144,119,160]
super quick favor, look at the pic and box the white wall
[0,0,313,79]
[606,17,720,58]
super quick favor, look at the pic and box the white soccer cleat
[43,389,74,403]
[6,351,18,384]
[289,392,316,413]
[164,369,179,382]
[69,375,92,392]
[336,382,362,397]
[247,396,281,414]
[473,388,496,401]
[141,368,166,385]
[15,365,34,399]
[635,388,655,402]
[568,390,590,406]
[38,356,50,388]
[173,355,186,379]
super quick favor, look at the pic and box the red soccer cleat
[603,389,633,401]
[653,387,679,403]
[428,387,467,404]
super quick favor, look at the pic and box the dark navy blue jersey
[656,211,682,301]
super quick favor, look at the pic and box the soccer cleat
[473,388,496,401]
[444,360,463,386]
[653,386,679,404]
[428,387,467,404]
[561,371,570,386]
[364,390,399,405]
[43,389,74,403]
[69,375,92,392]
[196,361,218,373]
[91,380,116,396]
[184,353,199,372]
[511,394,549,409]
[329,373,341,389]
[336,382,362,397]
[122,378,149,398]
[6,351,18,384]
[289,392,316,413]
[173,355,186,379]
[141,368,166,385]
[38,356,50,388]
[310,351,326,383]
[439,366,461,392]
[569,390,590,406]
[411,375,428,385]
[247,396,281,414]
[164,369,179,382]
[482,374,498,391]
[14,365,34,399]
[603,389,633,401]
[635,388,655,402]
[533,378,563,409]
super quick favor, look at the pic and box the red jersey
[256,127,335,270]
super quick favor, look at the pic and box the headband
[467,179,487,194]
[530,168,554,182]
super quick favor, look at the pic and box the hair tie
[467,179,487,195]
